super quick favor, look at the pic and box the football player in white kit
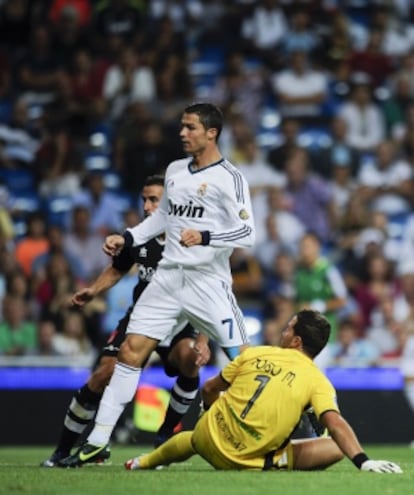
[61,102,256,467]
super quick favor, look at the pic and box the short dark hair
[183,102,223,139]
[293,309,331,358]
[144,174,165,187]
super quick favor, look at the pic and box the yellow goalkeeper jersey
[204,346,339,467]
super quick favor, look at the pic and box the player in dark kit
[41,175,210,467]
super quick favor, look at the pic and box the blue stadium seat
[84,152,111,171]
[298,127,333,152]
[42,195,73,228]
[0,168,36,194]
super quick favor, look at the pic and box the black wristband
[200,231,210,246]
[352,452,369,468]
[123,231,133,248]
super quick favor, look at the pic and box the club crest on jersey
[139,246,147,257]
[239,209,249,220]
[197,183,208,196]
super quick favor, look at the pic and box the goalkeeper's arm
[320,411,402,473]
[200,373,229,411]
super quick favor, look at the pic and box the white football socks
[87,362,141,446]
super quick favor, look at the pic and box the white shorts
[127,266,249,349]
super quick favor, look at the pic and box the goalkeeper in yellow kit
[125,310,402,474]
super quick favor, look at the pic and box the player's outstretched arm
[321,411,403,473]
[71,265,124,306]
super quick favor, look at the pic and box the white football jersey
[126,157,255,282]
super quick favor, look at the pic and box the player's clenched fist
[103,234,125,256]
[180,229,202,247]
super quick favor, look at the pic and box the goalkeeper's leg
[126,431,196,470]
[291,437,344,470]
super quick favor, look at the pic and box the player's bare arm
[180,229,203,247]
[103,234,125,256]
[320,410,402,473]
[201,374,229,409]
[71,265,124,306]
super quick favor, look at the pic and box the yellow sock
[139,431,196,469]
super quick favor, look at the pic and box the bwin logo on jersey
[168,199,205,218]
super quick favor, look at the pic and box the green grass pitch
[0,445,413,495]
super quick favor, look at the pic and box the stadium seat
[42,195,73,228]
[0,168,36,194]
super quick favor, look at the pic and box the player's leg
[291,437,344,470]
[183,273,250,359]
[40,319,129,468]
[41,356,116,467]
[155,326,202,446]
[59,270,183,467]
[125,431,196,470]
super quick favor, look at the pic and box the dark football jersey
[112,237,164,303]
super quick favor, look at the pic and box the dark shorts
[100,308,198,377]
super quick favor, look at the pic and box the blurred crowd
[1,0,414,394]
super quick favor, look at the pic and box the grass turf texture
[0,445,412,495]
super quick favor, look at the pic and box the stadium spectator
[230,247,263,303]
[355,139,414,218]
[382,74,414,143]
[240,0,288,69]
[347,29,394,90]
[16,23,63,106]
[0,294,37,356]
[279,7,321,58]
[311,115,361,179]
[124,310,402,474]
[14,211,49,278]
[337,72,385,153]
[370,3,414,58]
[92,0,144,50]
[366,295,405,360]
[354,253,399,332]
[233,137,285,244]
[266,117,302,173]
[0,98,43,171]
[69,171,124,236]
[33,251,79,325]
[49,4,92,62]
[102,45,156,121]
[4,269,37,320]
[59,48,108,120]
[210,50,267,131]
[114,118,179,195]
[48,0,92,29]
[31,319,61,357]
[283,147,333,244]
[270,50,329,125]
[0,0,33,59]
[293,232,348,350]
[62,205,108,283]
[152,52,194,126]
[51,309,96,363]
[326,318,380,367]
[254,187,305,263]
[329,152,358,229]
[261,250,296,318]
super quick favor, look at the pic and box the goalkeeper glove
[360,460,403,474]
